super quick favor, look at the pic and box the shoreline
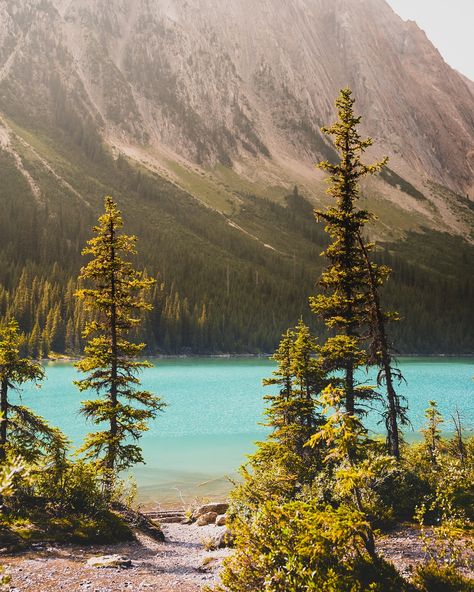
[41,353,474,363]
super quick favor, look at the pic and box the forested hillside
[0,119,472,356]
[0,0,473,355]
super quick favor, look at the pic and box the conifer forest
[0,1,473,589]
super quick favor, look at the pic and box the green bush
[413,561,474,592]
[374,435,474,526]
[214,501,413,592]
[35,460,108,515]
[0,457,134,545]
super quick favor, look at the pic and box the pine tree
[75,196,165,493]
[263,321,326,460]
[0,319,62,462]
[310,87,387,419]
[233,320,327,509]
[312,88,408,458]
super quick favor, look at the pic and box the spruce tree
[312,87,407,460]
[314,88,407,458]
[0,319,62,462]
[232,320,326,509]
[75,196,165,493]
[262,320,326,466]
[310,87,387,419]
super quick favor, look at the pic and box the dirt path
[2,525,472,591]
[2,523,230,592]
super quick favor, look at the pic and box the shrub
[214,501,413,592]
[413,561,474,592]
[0,457,134,545]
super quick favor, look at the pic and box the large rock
[196,512,218,526]
[192,502,229,520]
[86,555,132,569]
[216,514,227,526]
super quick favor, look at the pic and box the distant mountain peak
[0,0,473,202]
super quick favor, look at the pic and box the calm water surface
[19,357,474,506]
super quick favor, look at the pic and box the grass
[0,510,134,546]
[165,158,237,213]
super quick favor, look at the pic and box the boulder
[216,529,235,548]
[192,502,229,520]
[216,514,227,526]
[86,555,132,569]
[196,511,218,526]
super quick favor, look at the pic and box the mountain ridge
[0,0,472,355]
[1,0,473,201]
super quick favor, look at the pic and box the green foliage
[215,501,413,592]
[0,118,472,356]
[34,459,109,516]
[75,197,165,487]
[369,405,474,527]
[412,561,474,592]
[0,454,29,498]
[311,88,387,417]
[413,408,473,569]
[0,318,65,462]
[1,509,133,545]
[0,454,134,545]
[231,321,327,511]
[310,385,398,542]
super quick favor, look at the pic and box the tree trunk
[357,234,400,460]
[107,218,118,495]
[0,379,8,462]
[345,364,355,416]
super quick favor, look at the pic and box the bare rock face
[0,0,472,197]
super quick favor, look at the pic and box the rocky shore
[1,503,472,592]
[1,503,233,592]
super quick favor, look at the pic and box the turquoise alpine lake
[19,357,474,507]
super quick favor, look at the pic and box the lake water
[18,357,474,507]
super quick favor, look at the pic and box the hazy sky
[387,0,474,80]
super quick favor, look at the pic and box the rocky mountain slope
[1,0,473,200]
[0,0,472,353]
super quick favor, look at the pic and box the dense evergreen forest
[0,91,473,356]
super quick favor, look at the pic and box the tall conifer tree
[75,197,165,493]
[311,88,387,418]
[312,88,406,458]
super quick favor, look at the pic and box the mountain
[0,0,473,355]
